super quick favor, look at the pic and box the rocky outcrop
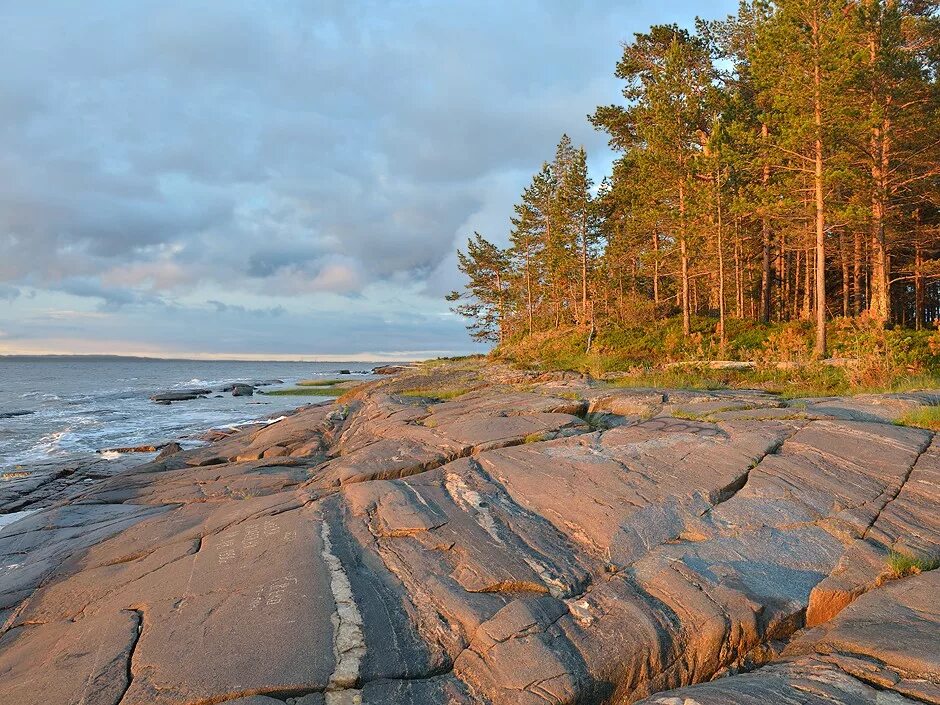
[636,568,940,704]
[0,362,936,705]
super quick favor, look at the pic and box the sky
[0,0,736,360]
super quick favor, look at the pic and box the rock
[636,570,940,705]
[373,364,416,375]
[1,361,937,705]
[231,383,254,397]
[155,442,183,460]
[150,389,211,402]
[339,369,351,374]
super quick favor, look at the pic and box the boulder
[231,383,254,397]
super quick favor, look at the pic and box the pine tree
[752,0,856,356]
[447,234,512,343]
[592,25,716,336]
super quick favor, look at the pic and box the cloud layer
[0,0,729,357]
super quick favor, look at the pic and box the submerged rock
[0,410,34,419]
[149,389,211,402]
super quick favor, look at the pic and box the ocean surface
[0,356,380,472]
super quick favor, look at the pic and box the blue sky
[0,0,736,359]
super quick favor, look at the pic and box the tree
[448,1,940,353]
[752,0,855,356]
[447,234,512,343]
[592,25,716,336]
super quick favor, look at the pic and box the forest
[448,0,940,366]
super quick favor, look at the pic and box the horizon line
[0,350,476,363]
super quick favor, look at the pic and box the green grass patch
[267,386,345,396]
[886,550,940,579]
[894,405,940,432]
[297,378,350,386]
[399,386,473,401]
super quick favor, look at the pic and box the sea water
[0,356,379,472]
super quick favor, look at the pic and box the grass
[297,378,350,386]
[523,432,548,443]
[601,365,938,399]
[894,405,940,431]
[886,550,940,579]
[494,316,940,397]
[267,386,346,396]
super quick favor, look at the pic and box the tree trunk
[867,16,891,324]
[779,232,788,321]
[853,230,863,315]
[524,251,534,334]
[760,122,772,323]
[813,10,827,358]
[914,211,924,330]
[734,217,743,319]
[580,211,589,325]
[652,231,660,305]
[679,180,690,336]
[840,230,850,317]
[803,241,812,321]
[716,167,726,347]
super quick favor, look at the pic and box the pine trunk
[760,122,772,322]
[813,9,827,357]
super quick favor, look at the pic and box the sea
[0,356,381,473]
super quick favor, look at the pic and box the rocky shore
[0,361,937,705]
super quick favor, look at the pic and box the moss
[555,391,582,400]
[670,409,711,422]
[399,386,473,401]
[886,550,939,579]
[523,432,548,444]
[894,405,940,432]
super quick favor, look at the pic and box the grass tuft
[399,386,473,401]
[894,406,940,432]
[886,550,940,579]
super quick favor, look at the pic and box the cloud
[0,0,730,355]
[0,284,20,301]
